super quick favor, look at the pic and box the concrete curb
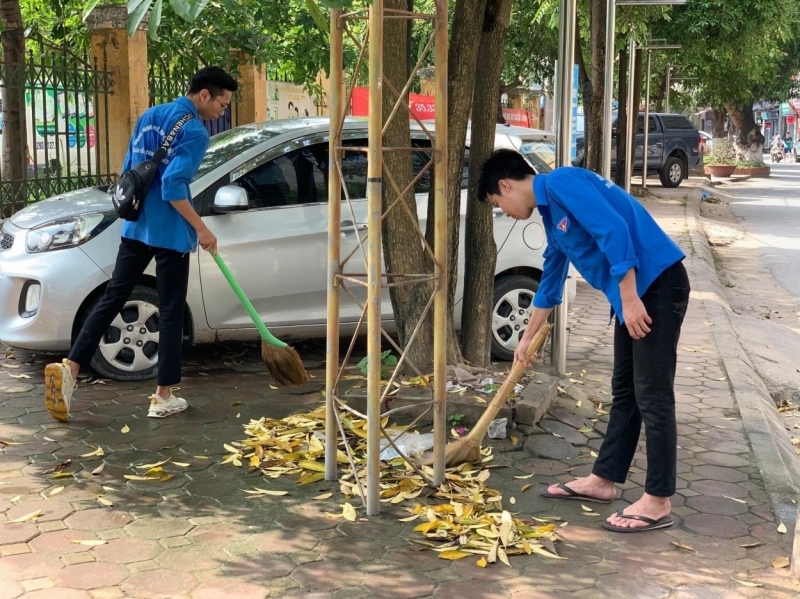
[684,188,800,576]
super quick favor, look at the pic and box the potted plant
[704,137,738,177]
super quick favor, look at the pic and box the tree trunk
[614,46,627,186]
[726,100,764,163]
[584,0,606,173]
[627,48,643,181]
[654,67,667,113]
[461,0,510,367]
[0,0,27,199]
[425,0,488,365]
[712,107,727,138]
[382,0,436,373]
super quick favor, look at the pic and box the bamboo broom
[419,323,553,468]
[212,252,308,387]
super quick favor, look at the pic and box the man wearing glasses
[44,66,238,422]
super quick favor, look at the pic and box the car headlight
[26,212,116,253]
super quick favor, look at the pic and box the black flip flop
[601,511,674,533]
[540,482,613,504]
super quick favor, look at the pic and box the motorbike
[771,146,784,163]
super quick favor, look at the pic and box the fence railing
[148,58,240,137]
[0,36,115,218]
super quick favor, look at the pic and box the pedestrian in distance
[478,149,691,533]
[44,66,239,422]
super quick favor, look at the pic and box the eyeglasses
[211,96,229,111]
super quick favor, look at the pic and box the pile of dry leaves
[222,406,562,567]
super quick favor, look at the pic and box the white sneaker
[147,393,188,418]
[44,359,76,422]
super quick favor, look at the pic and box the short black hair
[188,66,238,98]
[477,149,535,202]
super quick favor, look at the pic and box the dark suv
[575,112,702,188]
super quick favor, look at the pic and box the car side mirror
[211,185,248,214]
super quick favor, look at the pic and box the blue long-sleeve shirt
[120,97,209,253]
[532,167,685,323]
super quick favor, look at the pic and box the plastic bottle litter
[379,432,435,460]
[487,418,508,439]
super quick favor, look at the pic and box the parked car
[0,118,576,381]
[574,112,703,188]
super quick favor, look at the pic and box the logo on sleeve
[557,217,569,232]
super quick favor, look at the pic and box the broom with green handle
[212,252,308,386]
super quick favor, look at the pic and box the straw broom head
[261,342,309,387]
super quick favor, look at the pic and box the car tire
[83,285,161,382]
[659,156,684,188]
[490,275,540,362]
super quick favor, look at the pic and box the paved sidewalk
[1,189,799,598]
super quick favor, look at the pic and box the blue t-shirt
[532,167,685,323]
[120,97,209,253]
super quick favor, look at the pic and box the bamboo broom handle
[467,323,553,440]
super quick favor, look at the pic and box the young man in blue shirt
[44,67,238,421]
[479,149,691,533]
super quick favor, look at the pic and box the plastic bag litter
[379,432,435,460]
[487,418,507,439]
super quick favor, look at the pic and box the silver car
[0,117,576,381]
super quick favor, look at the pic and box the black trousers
[592,260,690,497]
[69,238,190,387]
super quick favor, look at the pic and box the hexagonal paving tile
[688,480,748,498]
[691,465,749,483]
[682,513,749,538]
[124,517,194,539]
[0,523,39,546]
[121,569,198,598]
[361,570,435,599]
[54,562,128,590]
[5,500,74,523]
[0,553,63,582]
[228,530,318,555]
[65,509,133,532]
[290,560,364,592]
[191,580,270,599]
[28,530,99,555]
[156,545,226,571]
[685,495,748,516]
[92,538,163,564]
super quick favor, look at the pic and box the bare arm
[170,199,217,254]
[619,267,651,339]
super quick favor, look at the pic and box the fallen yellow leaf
[514,473,535,479]
[313,492,333,500]
[120,425,130,434]
[6,510,42,523]
[72,540,107,546]
[91,463,105,476]
[772,556,790,569]
[581,504,593,512]
[172,462,190,468]
[97,497,113,507]
[521,484,532,492]
[438,550,470,560]
[671,541,696,553]
[342,502,357,522]
[51,472,73,479]
[476,556,487,568]
[49,486,65,496]
[777,522,787,534]
[80,447,104,458]
[731,578,762,588]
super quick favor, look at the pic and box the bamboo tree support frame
[325,1,448,516]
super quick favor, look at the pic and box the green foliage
[357,350,398,378]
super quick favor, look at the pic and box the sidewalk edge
[684,188,799,575]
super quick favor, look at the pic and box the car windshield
[520,140,557,173]
[193,126,280,180]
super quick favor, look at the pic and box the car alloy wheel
[99,300,160,373]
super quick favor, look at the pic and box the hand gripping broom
[212,252,308,387]
[419,323,553,468]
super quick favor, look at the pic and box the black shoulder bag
[111,113,195,221]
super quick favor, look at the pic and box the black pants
[592,260,690,497]
[69,238,190,387]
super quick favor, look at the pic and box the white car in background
[0,117,576,381]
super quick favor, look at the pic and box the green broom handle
[211,252,287,349]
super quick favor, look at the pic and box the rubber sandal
[601,511,674,533]
[540,482,614,504]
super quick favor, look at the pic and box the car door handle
[341,220,368,233]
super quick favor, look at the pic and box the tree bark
[382,0,436,373]
[654,67,667,113]
[585,0,606,173]
[614,46,627,186]
[425,0,488,365]
[0,0,27,198]
[712,107,727,138]
[726,100,764,162]
[461,0,511,367]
